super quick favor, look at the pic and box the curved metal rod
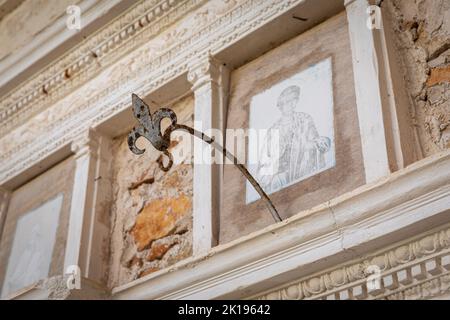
[171,124,282,222]
[127,93,282,223]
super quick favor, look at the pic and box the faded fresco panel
[246,58,335,203]
[0,156,75,298]
[1,194,63,298]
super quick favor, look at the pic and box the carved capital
[187,54,223,91]
[71,129,101,159]
[0,187,11,208]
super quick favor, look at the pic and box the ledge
[111,151,450,299]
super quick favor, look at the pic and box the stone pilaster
[187,54,230,255]
[345,0,392,182]
[64,128,112,285]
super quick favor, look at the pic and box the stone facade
[0,0,449,300]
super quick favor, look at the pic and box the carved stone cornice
[255,226,450,300]
[0,0,205,137]
[0,0,302,185]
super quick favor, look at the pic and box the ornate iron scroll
[127,94,282,222]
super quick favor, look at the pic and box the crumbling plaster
[385,0,450,155]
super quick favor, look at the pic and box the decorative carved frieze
[0,0,301,185]
[0,0,205,137]
[255,226,450,300]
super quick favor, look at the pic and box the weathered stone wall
[108,95,194,288]
[385,0,450,156]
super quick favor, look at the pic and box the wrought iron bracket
[127,94,282,222]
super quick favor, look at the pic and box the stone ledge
[111,150,450,299]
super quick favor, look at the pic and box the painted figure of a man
[256,85,331,193]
